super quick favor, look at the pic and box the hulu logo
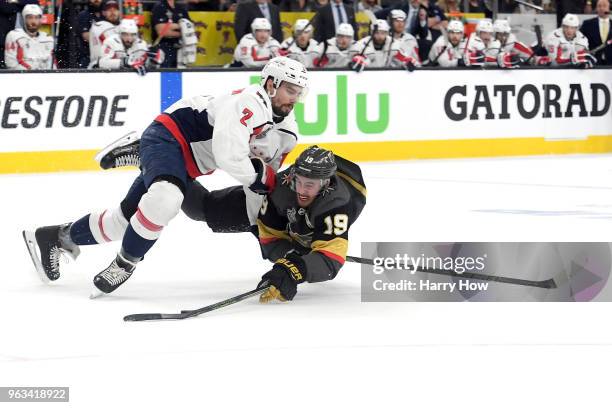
[250,74,390,135]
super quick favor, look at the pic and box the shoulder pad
[238,84,273,123]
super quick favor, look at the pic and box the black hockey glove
[258,251,306,302]
[349,55,367,73]
[249,157,276,195]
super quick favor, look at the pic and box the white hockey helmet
[260,56,309,100]
[476,19,494,33]
[447,20,464,33]
[251,18,272,32]
[336,23,354,37]
[119,18,139,34]
[22,4,43,18]
[389,9,407,21]
[562,13,580,28]
[294,19,313,34]
[372,19,390,33]
[493,19,511,34]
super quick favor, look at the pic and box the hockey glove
[394,52,418,72]
[535,55,552,66]
[277,48,290,57]
[313,55,329,67]
[258,251,306,302]
[572,50,596,68]
[349,55,367,73]
[148,48,165,66]
[464,50,485,66]
[498,52,521,68]
[124,52,148,76]
[249,157,276,195]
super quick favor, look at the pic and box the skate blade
[22,230,51,284]
[89,287,106,299]
[94,131,138,163]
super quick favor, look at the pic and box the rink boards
[0,68,611,173]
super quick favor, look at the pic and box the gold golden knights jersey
[256,155,366,282]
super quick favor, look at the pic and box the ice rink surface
[2,154,612,407]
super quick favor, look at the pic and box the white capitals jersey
[89,21,119,68]
[465,33,501,66]
[233,34,281,67]
[279,38,318,68]
[428,35,467,67]
[314,37,353,68]
[244,117,298,224]
[98,36,150,69]
[499,33,533,60]
[391,32,421,67]
[544,28,589,66]
[156,84,298,187]
[349,35,400,67]
[4,29,54,70]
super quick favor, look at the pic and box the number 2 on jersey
[240,108,253,127]
[323,214,348,235]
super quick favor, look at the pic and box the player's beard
[272,102,294,118]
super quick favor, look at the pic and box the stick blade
[124,313,164,322]
[539,278,557,289]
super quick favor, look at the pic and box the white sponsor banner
[0,69,610,154]
[184,69,612,143]
[0,72,159,152]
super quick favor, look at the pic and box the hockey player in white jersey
[388,9,421,68]
[313,23,354,68]
[98,18,164,74]
[88,0,121,68]
[233,18,281,67]
[22,57,309,297]
[427,20,467,67]
[279,19,318,68]
[544,13,594,67]
[349,20,401,70]
[493,19,551,67]
[4,5,55,70]
[493,19,529,62]
[464,19,503,67]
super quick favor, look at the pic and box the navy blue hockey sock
[121,224,157,260]
[69,215,98,245]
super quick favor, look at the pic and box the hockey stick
[590,39,612,54]
[315,38,329,67]
[349,13,378,72]
[282,14,317,50]
[123,284,270,322]
[514,0,544,11]
[524,23,543,65]
[52,0,63,68]
[151,21,173,48]
[346,256,557,289]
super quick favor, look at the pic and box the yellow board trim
[2,135,612,174]
[0,149,101,174]
[285,135,612,164]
